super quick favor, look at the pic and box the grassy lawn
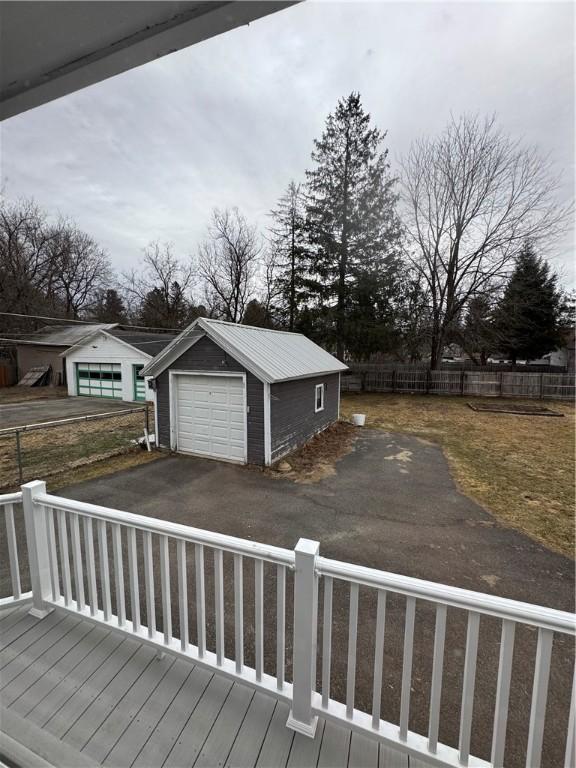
[0,411,155,491]
[341,393,575,557]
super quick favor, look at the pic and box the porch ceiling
[0,1,296,121]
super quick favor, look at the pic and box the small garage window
[315,383,325,412]
[133,365,146,401]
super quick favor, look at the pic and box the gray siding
[156,335,264,465]
[270,373,340,462]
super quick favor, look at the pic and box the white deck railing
[1,482,574,768]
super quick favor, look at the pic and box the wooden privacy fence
[342,368,575,400]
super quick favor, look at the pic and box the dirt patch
[468,402,563,417]
[265,421,358,484]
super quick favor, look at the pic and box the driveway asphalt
[57,429,573,767]
[0,397,138,429]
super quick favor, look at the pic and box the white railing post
[287,538,319,738]
[22,480,53,618]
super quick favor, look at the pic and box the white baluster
[97,519,111,621]
[47,507,60,602]
[459,612,480,765]
[371,590,387,729]
[5,503,21,600]
[143,530,155,637]
[565,670,575,768]
[83,517,97,616]
[214,548,224,665]
[127,527,140,632]
[322,576,333,708]
[255,559,264,682]
[195,543,206,658]
[346,582,359,719]
[526,628,554,768]
[276,564,286,691]
[58,510,72,608]
[491,619,516,767]
[177,540,188,652]
[234,554,243,674]
[159,535,171,644]
[428,603,447,753]
[70,513,85,612]
[399,596,416,741]
[112,523,125,627]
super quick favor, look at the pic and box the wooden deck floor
[0,604,420,768]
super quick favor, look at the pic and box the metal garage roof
[141,318,347,383]
[16,323,116,347]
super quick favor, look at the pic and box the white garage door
[174,374,246,462]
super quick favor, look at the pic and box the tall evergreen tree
[269,182,309,330]
[93,288,127,324]
[492,243,562,363]
[305,93,403,359]
[460,295,494,365]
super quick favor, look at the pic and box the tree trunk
[336,130,351,361]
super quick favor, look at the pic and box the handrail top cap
[295,538,320,555]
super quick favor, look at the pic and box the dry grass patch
[341,393,575,557]
[0,410,149,490]
[0,385,68,404]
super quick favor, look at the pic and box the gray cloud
[2,1,574,284]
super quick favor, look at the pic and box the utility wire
[0,311,183,332]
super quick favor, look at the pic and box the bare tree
[49,222,111,318]
[123,242,196,328]
[0,199,55,324]
[0,198,112,325]
[400,114,572,368]
[197,208,261,322]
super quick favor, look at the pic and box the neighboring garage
[141,318,347,465]
[65,328,175,402]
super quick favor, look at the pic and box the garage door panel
[175,375,246,462]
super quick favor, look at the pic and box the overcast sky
[2,1,574,286]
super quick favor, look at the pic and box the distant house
[64,327,175,402]
[141,318,347,466]
[15,323,116,386]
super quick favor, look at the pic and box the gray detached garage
[141,318,348,466]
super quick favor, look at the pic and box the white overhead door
[174,374,246,462]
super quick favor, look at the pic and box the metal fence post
[22,480,53,618]
[15,429,23,483]
[287,538,320,738]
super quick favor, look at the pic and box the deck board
[256,701,295,768]
[12,624,106,718]
[348,732,380,768]
[104,657,195,767]
[225,690,277,767]
[27,629,124,728]
[194,681,255,768]
[2,616,92,708]
[83,653,175,764]
[0,607,428,768]
[132,664,211,767]
[64,644,156,751]
[318,720,352,768]
[46,637,141,739]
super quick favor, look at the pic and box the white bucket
[351,413,366,427]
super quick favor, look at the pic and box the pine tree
[493,243,562,363]
[461,295,494,365]
[93,288,127,324]
[269,182,309,331]
[305,92,403,359]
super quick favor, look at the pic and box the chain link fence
[0,407,150,491]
